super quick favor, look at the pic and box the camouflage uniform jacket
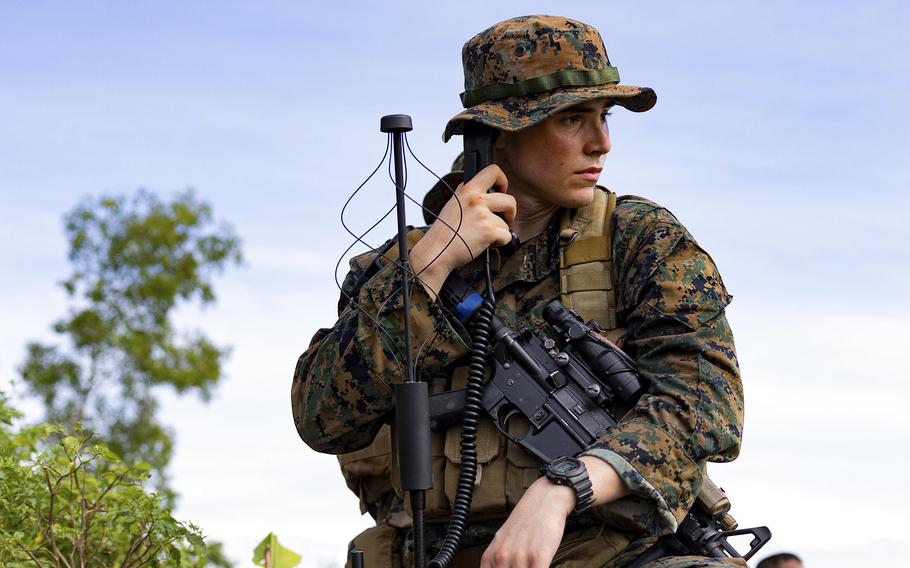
[292,196,743,538]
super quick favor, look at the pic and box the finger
[483,192,517,223]
[480,545,494,568]
[529,548,552,568]
[491,225,514,248]
[463,164,509,195]
[483,164,509,194]
[480,215,512,247]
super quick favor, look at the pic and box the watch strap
[572,472,594,514]
[545,457,595,515]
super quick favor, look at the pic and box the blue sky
[2,1,908,566]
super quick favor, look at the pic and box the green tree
[18,189,242,498]
[0,390,228,566]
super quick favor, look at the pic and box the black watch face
[551,457,584,477]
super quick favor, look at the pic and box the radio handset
[463,121,520,254]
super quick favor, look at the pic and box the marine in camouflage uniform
[293,15,746,568]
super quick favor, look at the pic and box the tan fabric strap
[562,236,611,265]
[561,268,613,293]
[559,187,619,330]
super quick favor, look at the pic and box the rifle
[431,274,772,563]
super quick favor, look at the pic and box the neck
[509,190,559,243]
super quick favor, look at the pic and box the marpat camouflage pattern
[443,15,656,142]
[292,196,744,566]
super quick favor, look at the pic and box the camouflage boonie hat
[443,15,656,142]
[423,152,464,225]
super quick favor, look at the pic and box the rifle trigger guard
[496,406,527,446]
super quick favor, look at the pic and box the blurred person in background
[756,552,802,568]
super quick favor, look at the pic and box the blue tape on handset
[454,292,484,323]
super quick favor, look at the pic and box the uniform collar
[461,211,563,293]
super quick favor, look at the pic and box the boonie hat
[443,15,656,142]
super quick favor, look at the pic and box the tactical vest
[338,187,623,563]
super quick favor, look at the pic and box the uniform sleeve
[580,205,744,536]
[291,230,471,454]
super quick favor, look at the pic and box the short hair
[756,552,802,568]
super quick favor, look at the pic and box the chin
[560,186,596,208]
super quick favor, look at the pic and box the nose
[585,120,611,157]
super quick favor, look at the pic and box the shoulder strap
[558,186,618,330]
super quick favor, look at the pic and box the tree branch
[11,536,45,567]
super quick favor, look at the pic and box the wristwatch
[543,456,594,514]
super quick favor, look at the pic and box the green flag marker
[253,532,302,568]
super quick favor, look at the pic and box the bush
[0,392,218,567]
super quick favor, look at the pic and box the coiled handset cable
[429,122,516,568]
[428,286,493,568]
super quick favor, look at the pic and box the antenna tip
[381,114,413,133]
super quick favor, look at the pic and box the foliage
[18,189,242,497]
[0,392,229,567]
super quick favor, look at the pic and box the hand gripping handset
[462,121,520,253]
